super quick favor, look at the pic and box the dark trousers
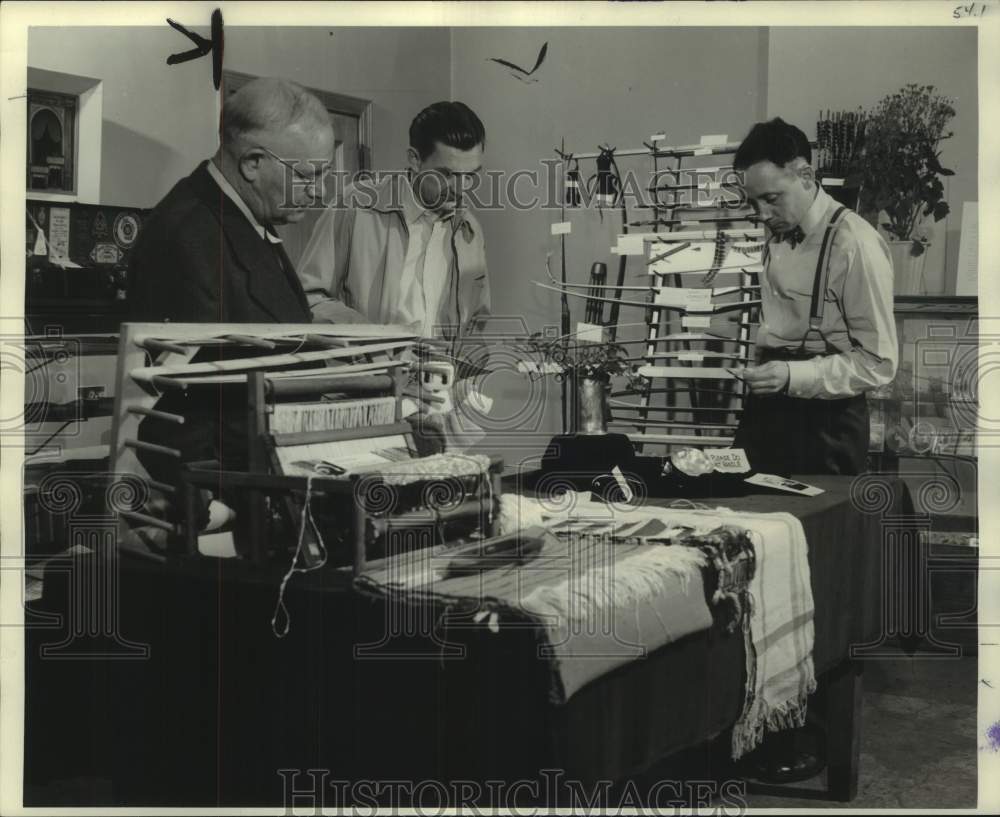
[733,391,869,477]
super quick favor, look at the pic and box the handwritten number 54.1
[954,3,988,18]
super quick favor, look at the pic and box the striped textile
[707,507,817,759]
[354,495,816,742]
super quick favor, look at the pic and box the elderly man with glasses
[130,76,332,323]
[127,77,333,545]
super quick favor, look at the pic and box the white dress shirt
[393,183,455,337]
[205,159,283,245]
[757,187,898,399]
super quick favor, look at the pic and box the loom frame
[245,365,413,566]
[176,459,505,575]
[108,322,418,560]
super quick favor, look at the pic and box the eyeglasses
[257,146,327,191]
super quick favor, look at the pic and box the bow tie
[778,226,806,248]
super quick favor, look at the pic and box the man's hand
[741,361,790,395]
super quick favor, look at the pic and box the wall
[25,25,981,464]
[25,25,451,455]
[767,26,979,295]
[27,26,452,208]
[27,26,217,208]
[451,27,767,465]
[223,27,451,172]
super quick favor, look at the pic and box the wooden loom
[109,322,502,571]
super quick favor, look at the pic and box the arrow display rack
[548,135,766,452]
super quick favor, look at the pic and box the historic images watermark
[1,327,83,451]
[276,161,748,214]
[276,768,748,815]
[849,316,988,658]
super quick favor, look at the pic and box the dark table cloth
[25,474,900,806]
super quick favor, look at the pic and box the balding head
[221,77,330,151]
[215,77,334,226]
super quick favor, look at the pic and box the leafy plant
[857,84,955,257]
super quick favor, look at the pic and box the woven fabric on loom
[270,397,397,434]
[368,453,491,486]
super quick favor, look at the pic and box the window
[27,89,77,194]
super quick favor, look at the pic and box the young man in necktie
[298,101,490,338]
[298,102,492,453]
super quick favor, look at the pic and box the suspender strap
[809,205,848,328]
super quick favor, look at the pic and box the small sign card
[704,448,751,474]
[614,234,646,256]
[744,473,825,496]
[655,287,712,310]
[575,322,607,343]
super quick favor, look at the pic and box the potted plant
[522,332,637,434]
[857,84,956,296]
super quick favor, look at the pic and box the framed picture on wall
[26,89,77,194]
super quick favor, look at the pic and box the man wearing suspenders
[731,118,898,782]
[733,117,898,478]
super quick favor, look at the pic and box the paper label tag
[700,134,729,146]
[611,466,634,503]
[744,473,825,496]
[48,207,71,262]
[575,321,607,343]
[32,227,47,255]
[677,352,705,362]
[704,448,751,474]
[654,288,713,310]
[551,221,572,235]
[651,133,667,142]
[90,243,123,264]
[821,177,845,187]
[682,315,713,329]
[692,147,712,157]
[615,234,646,256]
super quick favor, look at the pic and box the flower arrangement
[856,84,956,257]
[521,331,638,384]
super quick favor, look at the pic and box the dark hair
[733,117,811,170]
[409,101,486,160]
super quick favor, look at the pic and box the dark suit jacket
[130,161,311,323]
[129,163,312,528]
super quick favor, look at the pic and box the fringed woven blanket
[354,495,815,759]
[709,507,817,759]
